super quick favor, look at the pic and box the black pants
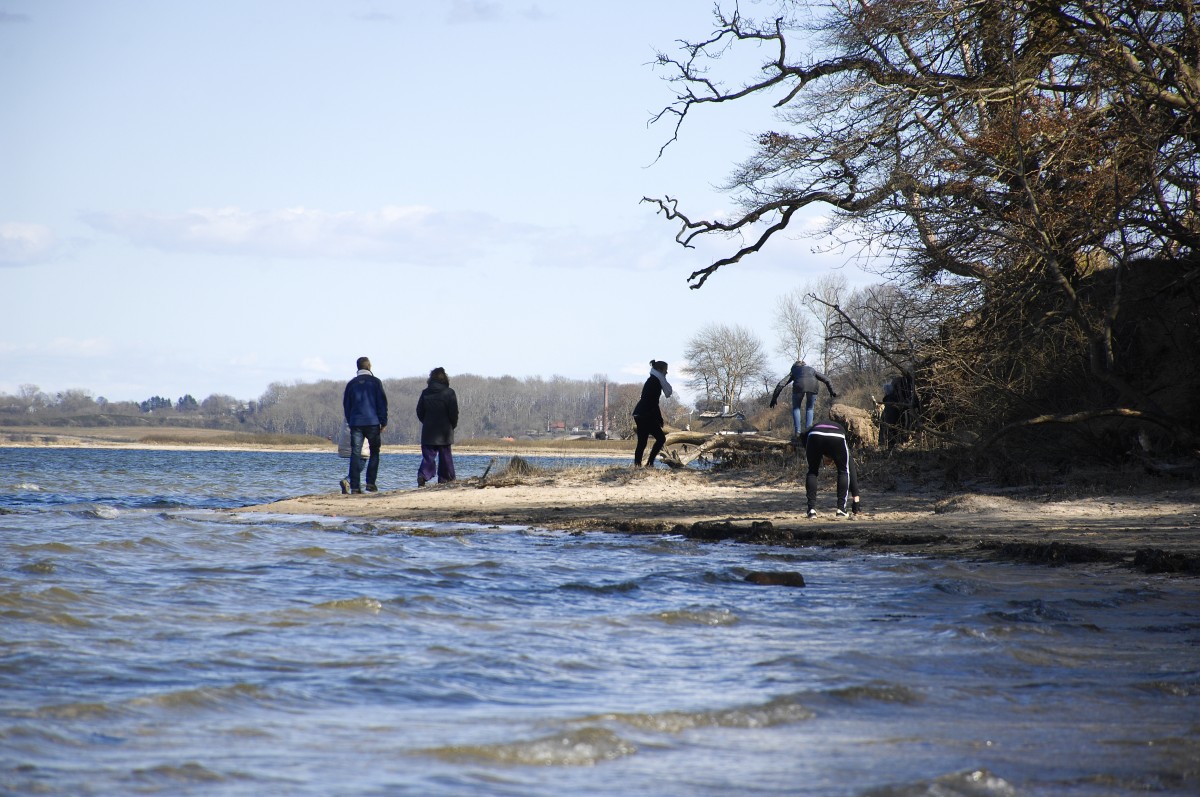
[804,429,856,511]
[348,425,382,490]
[633,415,665,466]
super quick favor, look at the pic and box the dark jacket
[772,363,835,405]
[343,373,388,428]
[416,380,459,446]
[632,375,665,427]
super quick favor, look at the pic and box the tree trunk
[660,430,794,467]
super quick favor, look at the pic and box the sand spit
[237,464,1200,576]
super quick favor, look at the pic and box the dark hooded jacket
[771,362,835,405]
[416,379,459,446]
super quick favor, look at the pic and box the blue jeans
[791,393,816,435]
[348,425,381,490]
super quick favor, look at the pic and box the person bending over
[801,419,860,518]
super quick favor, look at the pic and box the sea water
[1,447,1197,796]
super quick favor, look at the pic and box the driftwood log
[659,403,878,468]
[659,430,794,467]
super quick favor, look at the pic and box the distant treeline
[0,374,690,444]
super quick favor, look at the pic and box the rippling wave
[426,727,640,767]
[2,447,1198,796]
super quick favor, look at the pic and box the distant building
[697,405,745,421]
[694,405,758,435]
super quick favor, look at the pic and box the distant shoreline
[0,427,632,459]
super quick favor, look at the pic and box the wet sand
[237,464,1200,576]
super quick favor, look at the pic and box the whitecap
[424,727,637,766]
[75,504,120,520]
[648,606,739,626]
[860,768,1017,796]
[314,596,383,613]
[584,693,815,733]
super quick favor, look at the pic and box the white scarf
[651,368,673,398]
[357,369,373,376]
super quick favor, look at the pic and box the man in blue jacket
[341,356,388,494]
[769,360,837,435]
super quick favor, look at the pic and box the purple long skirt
[418,445,455,483]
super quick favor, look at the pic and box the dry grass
[473,455,596,487]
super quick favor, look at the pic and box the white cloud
[46,337,113,357]
[441,1,552,24]
[0,337,111,361]
[446,0,504,23]
[79,205,534,265]
[300,356,332,374]
[0,223,56,266]
[352,11,396,23]
[74,204,706,275]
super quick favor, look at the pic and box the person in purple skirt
[415,367,459,486]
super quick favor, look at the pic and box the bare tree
[645,1,1198,444]
[804,273,847,374]
[18,384,47,412]
[808,279,976,443]
[52,389,95,413]
[684,323,770,411]
[200,394,242,418]
[772,287,814,363]
[832,282,943,378]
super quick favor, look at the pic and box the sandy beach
[239,462,1200,576]
[7,428,1197,574]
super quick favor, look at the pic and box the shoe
[807,508,817,519]
[836,508,849,518]
[351,489,363,494]
[417,475,426,487]
[365,484,378,492]
[339,479,350,495]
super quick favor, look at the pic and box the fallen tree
[659,430,792,468]
[659,403,879,467]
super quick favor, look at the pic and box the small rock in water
[744,571,806,587]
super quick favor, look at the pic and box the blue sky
[1,0,876,404]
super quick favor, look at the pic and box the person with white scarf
[632,359,672,468]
